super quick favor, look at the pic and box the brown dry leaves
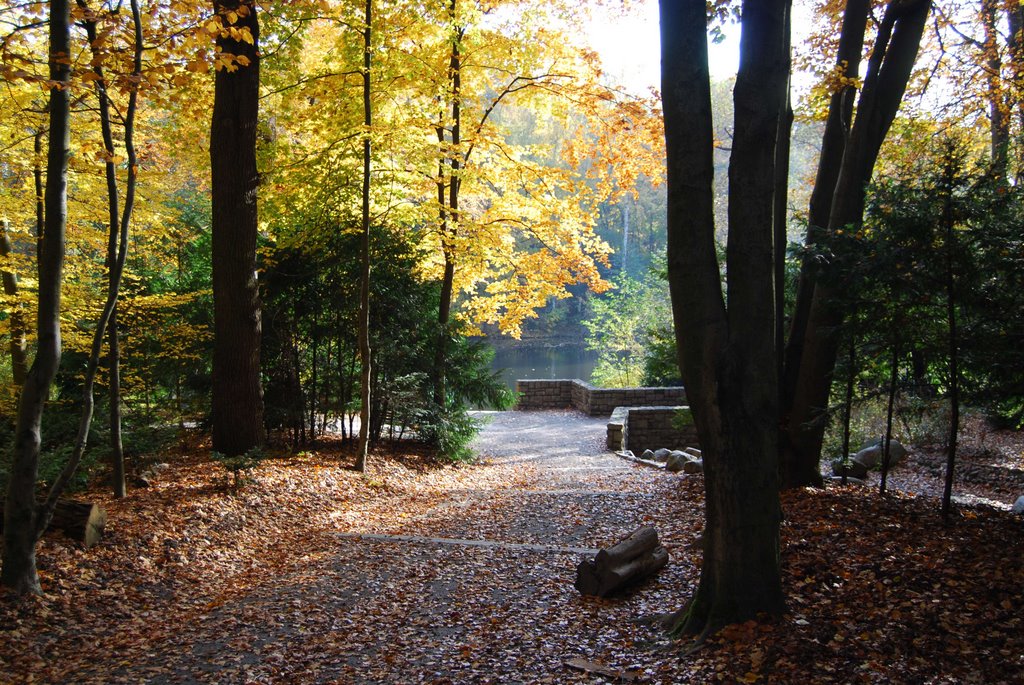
[0,421,1022,684]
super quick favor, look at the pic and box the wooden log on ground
[0,499,107,549]
[575,526,669,597]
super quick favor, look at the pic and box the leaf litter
[0,411,1021,683]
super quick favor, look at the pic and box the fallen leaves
[0,413,1022,683]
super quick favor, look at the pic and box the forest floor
[1,410,1023,684]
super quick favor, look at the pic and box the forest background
[0,0,1023,579]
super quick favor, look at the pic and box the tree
[209,0,265,457]
[355,0,372,471]
[660,0,788,635]
[2,0,71,594]
[781,0,931,487]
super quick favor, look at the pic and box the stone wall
[621,406,699,455]
[515,379,686,417]
[514,379,574,410]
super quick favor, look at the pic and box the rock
[684,447,702,458]
[1012,496,1024,515]
[832,458,868,480]
[652,448,671,463]
[665,452,686,472]
[828,475,867,486]
[853,439,907,469]
[640,449,655,461]
[682,459,703,475]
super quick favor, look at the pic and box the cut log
[595,525,659,566]
[575,526,669,598]
[0,499,107,549]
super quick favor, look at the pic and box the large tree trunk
[779,0,870,488]
[2,0,71,595]
[661,0,787,636]
[210,0,265,456]
[781,0,930,487]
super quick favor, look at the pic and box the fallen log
[0,499,107,549]
[575,525,669,597]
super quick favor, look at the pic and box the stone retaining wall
[621,406,699,455]
[515,379,686,417]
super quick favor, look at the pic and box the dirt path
[64,411,696,684]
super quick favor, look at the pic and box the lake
[488,344,598,391]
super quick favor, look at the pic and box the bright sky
[584,2,815,94]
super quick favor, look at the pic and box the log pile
[575,526,668,597]
[0,499,107,549]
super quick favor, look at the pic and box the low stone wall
[622,406,699,455]
[514,379,574,410]
[515,379,686,417]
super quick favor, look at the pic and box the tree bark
[782,0,930,488]
[210,0,265,457]
[355,0,373,470]
[661,0,787,636]
[780,0,870,488]
[2,0,71,595]
[0,499,105,549]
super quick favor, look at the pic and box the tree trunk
[940,155,961,523]
[780,0,870,488]
[983,0,1009,179]
[0,220,28,386]
[782,0,930,487]
[661,0,787,636]
[0,500,105,549]
[355,0,373,471]
[2,0,71,595]
[210,0,265,457]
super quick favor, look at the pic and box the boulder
[853,439,907,469]
[665,452,687,472]
[684,447,702,458]
[652,448,671,463]
[640,449,655,461]
[832,458,868,480]
[828,475,867,486]
[682,459,703,475]
[1012,496,1024,515]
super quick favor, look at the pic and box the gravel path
[79,410,692,685]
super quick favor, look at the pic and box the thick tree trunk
[0,220,28,386]
[210,0,265,457]
[780,0,870,488]
[782,0,930,487]
[661,0,787,636]
[2,0,71,595]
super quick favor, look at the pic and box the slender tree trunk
[0,220,28,386]
[840,340,857,485]
[210,0,265,457]
[782,0,930,487]
[2,0,71,595]
[34,128,44,272]
[355,0,373,471]
[774,0,793,401]
[433,0,463,409]
[1007,4,1024,182]
[661,0,787,637]
[983,0,1008,178]
[878,344,899,495]
[940,156,961,522]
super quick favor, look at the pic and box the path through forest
[59,410,698,684]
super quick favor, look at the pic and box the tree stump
[575,526,669,597]
[0,499,107,549]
